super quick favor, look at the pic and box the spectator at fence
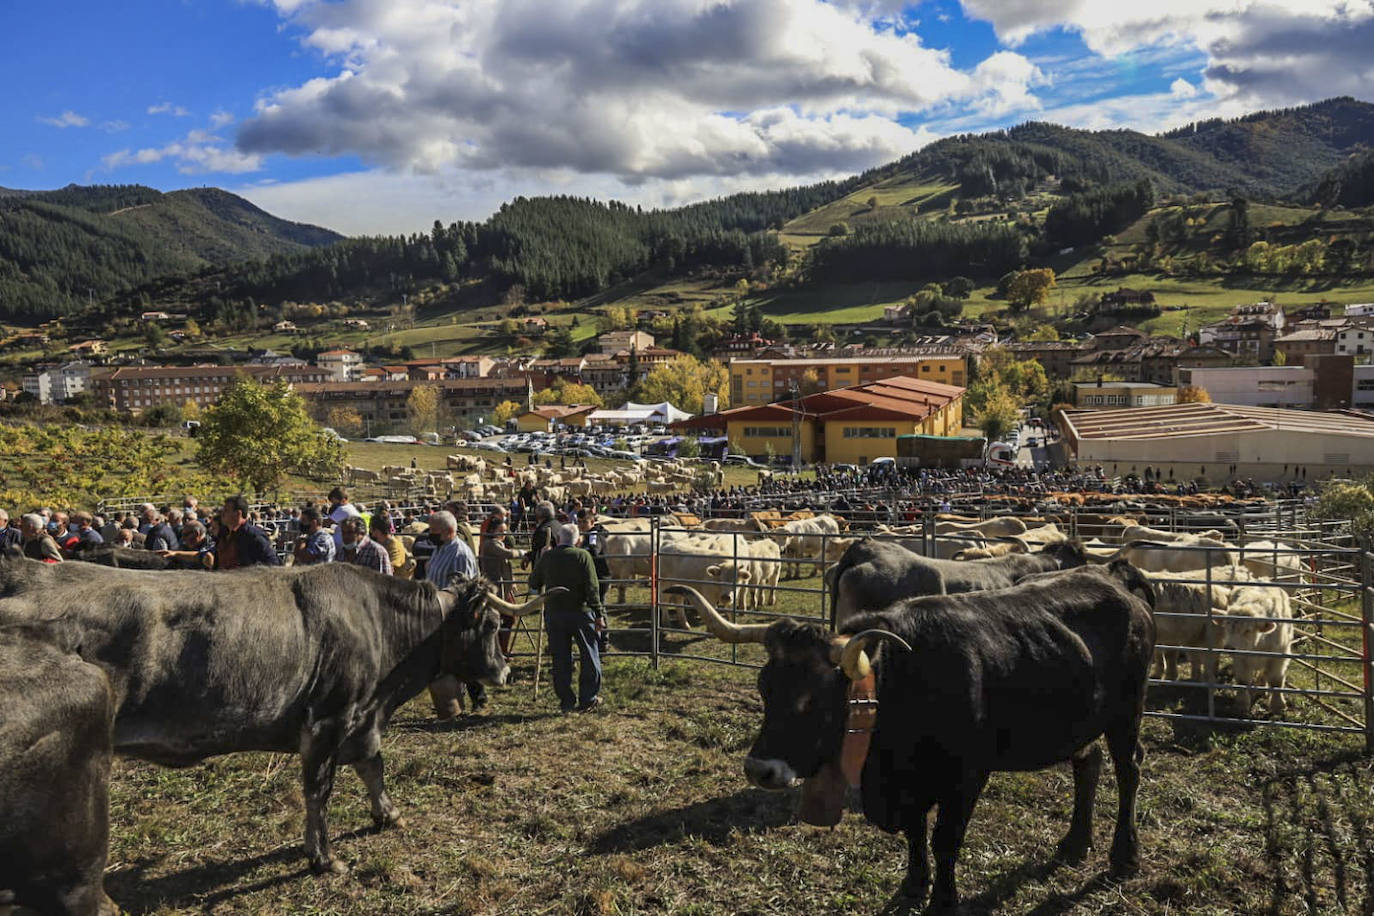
[530,523,603,714]
[72,512,103,548]
[340,516,392,575]
[0,510,21,551]
[143,508,180,553]
[213,496,281,570]
[523,501,557,573]
[444,501,476,552]
[480,518,522,660]
[294,506,335,565]
[21,513,62,563]
[327,486,362,551]
[371,514,412,579]
[425,509,479,718]
[49,512,80,554]
[156,519,215,570]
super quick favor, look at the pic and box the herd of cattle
[0,505,1321,914]
[345,454,719,503]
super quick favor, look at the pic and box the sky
[4,0,1373,236]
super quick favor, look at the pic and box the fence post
[1362,550,1374,755]
[1205,548,1216,723]
[650,517,660,672]
[731,529,739,668]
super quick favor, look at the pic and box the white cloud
[38,110,89,128]
[148,102,191,117]
[236,0,1039,182]
[959,1,1374,108]
[1170,78,1197,98]
[104,129,263,175]
[209,109,236,128]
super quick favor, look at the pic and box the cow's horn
[667,585,770,643]
[488,587,569,616]
[834,629,912,681]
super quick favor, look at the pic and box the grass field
[102,576,1374,915]
[779,175,958,249]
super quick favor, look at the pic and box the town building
[1087,326,1149,351]
[596,330,654,353]
[676,375,964,465]
[1346,304,1374,318]
[711,333,774,359]
[1274,327,1337,366]
[1001,340,1083,378]
[91,364,328,413]
[1354,365,1374,409]
[516,404,597,432]
[1060,402,1374,483]
[728,350,967,407]
[296,377,531,433]
[1177,365,1314,409]
[1073,381,1178,409]
[1096,288,1156,314]
[1336,323,1373,359]
[316,348,364,382]
[273,320,299,334]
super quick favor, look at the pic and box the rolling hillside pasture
[779,175,959,247]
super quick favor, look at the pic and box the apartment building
[295,377,532,432]
[729,350,967,407]
[91,364,329,413]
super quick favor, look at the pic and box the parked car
[474,441,508,452]
[723,454,766,468]
[459,430,483,442]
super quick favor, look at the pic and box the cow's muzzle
[480,664,511,688]
[744,757,801,790]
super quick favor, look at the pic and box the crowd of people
[2,486,608,720]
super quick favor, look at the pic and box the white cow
[771,514,843,578]
[1146,571,1235,682]
[1117,536,1239,573]
[1216,582,1294,717]
[1241,541,1307,585]
[934,517,1028,538]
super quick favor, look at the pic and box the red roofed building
[674,375,964,464]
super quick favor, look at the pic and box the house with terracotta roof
[515,403,597,433]
[675,375,964,465]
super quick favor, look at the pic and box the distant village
[5,292,1374,483]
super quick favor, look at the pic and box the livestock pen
[89,495,1374,915]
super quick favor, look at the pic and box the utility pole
[790,381,803,469]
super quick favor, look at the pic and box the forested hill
[859,97,1374,200]
[0,184,341,320]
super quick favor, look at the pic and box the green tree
[196,378,343,494]
[978,386,1020,444]
[1314,478,1374,539]
[828,222,849,237]
[145,323,169,349]
[1006,269,1056,312]
[943,276,975,299]
[543,328,576,358]
[1026,324,1060,341]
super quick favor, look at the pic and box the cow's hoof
[374,812,407,831]
[1054,835,1091,864]
[310,857,349,876]
[1108,855,1139,881]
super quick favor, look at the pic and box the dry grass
[103,569,1374,915]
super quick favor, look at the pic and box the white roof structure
[587,401,693,425]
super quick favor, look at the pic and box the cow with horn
[0,551,564,877]
[668,559,1155,912]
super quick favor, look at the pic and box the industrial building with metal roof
[1060,402,1374,483]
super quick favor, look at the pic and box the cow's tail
[827,538,863,630]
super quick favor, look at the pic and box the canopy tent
[586,401,693,426]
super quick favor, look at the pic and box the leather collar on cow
[797,647,880,828]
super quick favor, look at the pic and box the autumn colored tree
[532,379,603,408]
[492,400,523,424]
[405,384,441,435]
[633,355,729,414]
[1176,385,1212,403]
[326,406,365,437]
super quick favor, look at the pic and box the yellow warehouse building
[676,375,965,465]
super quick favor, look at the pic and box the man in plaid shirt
[339,516,393,575]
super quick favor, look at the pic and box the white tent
[586,401,692,426]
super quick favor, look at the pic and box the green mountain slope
[0,184,342,320]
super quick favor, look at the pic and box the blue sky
[4,0,1370,234]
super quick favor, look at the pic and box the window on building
[842,427,896,438]
[743,427,791,437]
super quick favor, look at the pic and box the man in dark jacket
[142,507,180,553]
[529,523,604,714]
[211,495,281,570]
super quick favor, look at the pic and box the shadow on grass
[1261,752,1373,915]
[105,826,373,914]
[392,711,544,734]
[588,787,794,853]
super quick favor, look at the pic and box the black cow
[69,545,191,569]
[673,560,1155,911]
[0,554,561,875]
[0,622,116,915]
[829,537,1086,625]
